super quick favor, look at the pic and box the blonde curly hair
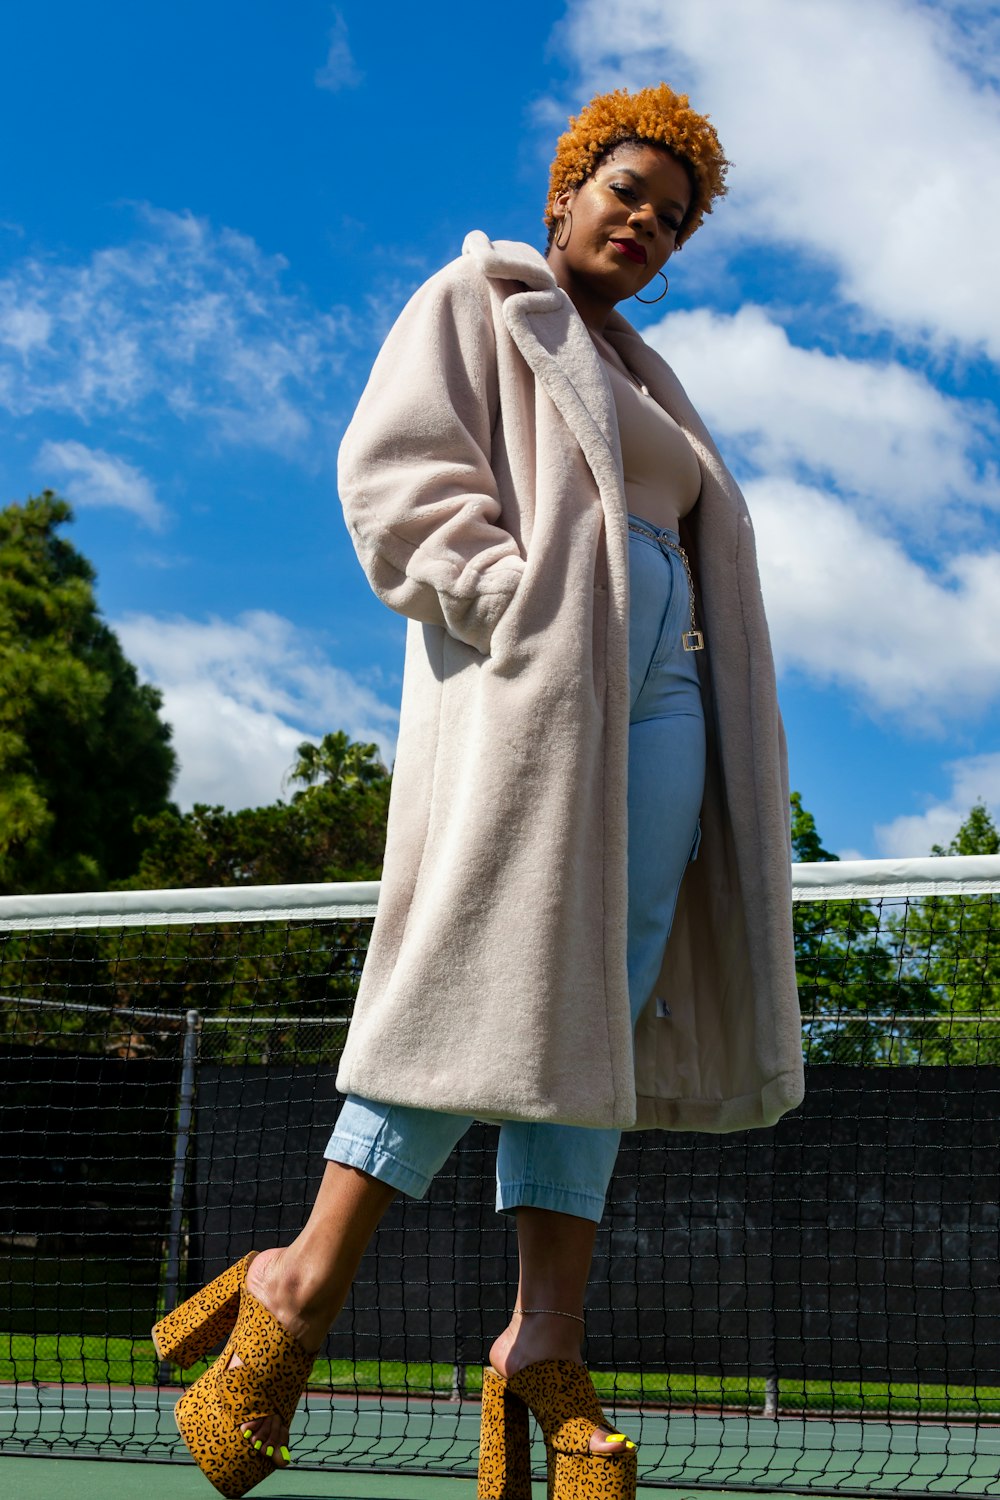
[545,84,729,247]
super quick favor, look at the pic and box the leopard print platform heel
[173,1278,314,1498]
[152,1253,256,1369]
[477,1359,637,1500]
[547,1444,638,1500]
[477,1365,532,1499]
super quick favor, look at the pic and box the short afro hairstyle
[545,83,729,247]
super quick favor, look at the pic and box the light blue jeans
[325,516,707,1224]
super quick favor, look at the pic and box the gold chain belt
[627,519,705,652]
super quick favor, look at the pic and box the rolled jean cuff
[324,1133,435,1200]
[495,1177,607,1225]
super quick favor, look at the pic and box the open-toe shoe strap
[218,1349,314,1427]
[214,1374,270,1431]
[506,1359,609,1454]
[217,1362,312,1428]
[218,1296,314,1426]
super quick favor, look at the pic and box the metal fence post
[158,1007,200,1384]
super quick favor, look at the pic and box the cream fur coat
[336,231,804,1133]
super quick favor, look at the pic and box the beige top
[592,331,702,533]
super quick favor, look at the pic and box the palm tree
[286,731,388,796]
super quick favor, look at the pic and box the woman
[153,84,804,1500]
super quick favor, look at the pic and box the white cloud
[316,9,362,91]
[0,207,353,451]
[0,302,51,354]
[558,0,1000,360]
[875,753,1000,855]
[115,610,398,811]
[38,440,167,530]
[646,306,997,523]
[748,477,1000,722]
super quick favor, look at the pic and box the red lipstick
[610,238,647,266]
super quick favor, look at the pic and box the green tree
[2,733,391,1061]
[0,493,176,893]
[286,730,388,795]
[932,802,1000,859]
[791,792,934,1063]
[891,804,1000,1063]
[791,791,837,865]
[130,735,391,890]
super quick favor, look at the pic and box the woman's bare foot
[488,1315,635,1457]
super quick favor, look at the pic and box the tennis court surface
[4,1383,1000,1496]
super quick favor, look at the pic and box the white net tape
[2,857,1000,931]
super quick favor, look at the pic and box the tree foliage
[0,733,392,1063]
[286,730,388,796]
[792,794,1000,1064]
[129,733,390,889]
[0,493,176,893]
[791,792,936,1063]
[891,804,1000,1064]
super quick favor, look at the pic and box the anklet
[513,1306,585,1325]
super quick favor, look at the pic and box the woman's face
[547,143,692,326]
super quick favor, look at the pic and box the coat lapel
[503,290,625,498]
[461,233,743,524]
[462,231,625,504]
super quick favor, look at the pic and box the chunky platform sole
[547,1446,638,1499]
[174,1369,271,1500]
[152,1252,256,1369]
[477,1360,637,1500]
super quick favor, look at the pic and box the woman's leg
[487,1207,636,1454]
[237,1097,473,1461]
[492,533,705,1212]
[488,526,705,1455]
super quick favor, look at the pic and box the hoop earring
[553,211,572,250]
[634,272,668,304]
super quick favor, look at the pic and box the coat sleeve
[337,259,525,655]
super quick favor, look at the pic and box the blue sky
[1,0,998,859]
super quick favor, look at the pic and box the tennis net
[1,856,999,1495]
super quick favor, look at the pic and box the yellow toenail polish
[607,1434,625,1443]
[253,1439,262,1450]
[626,1440,636,1450]
[242,1429,252,1441]
[265,1446,273,1458]
[280,1447,291,1463]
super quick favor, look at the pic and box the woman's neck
[545,251,615,332]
